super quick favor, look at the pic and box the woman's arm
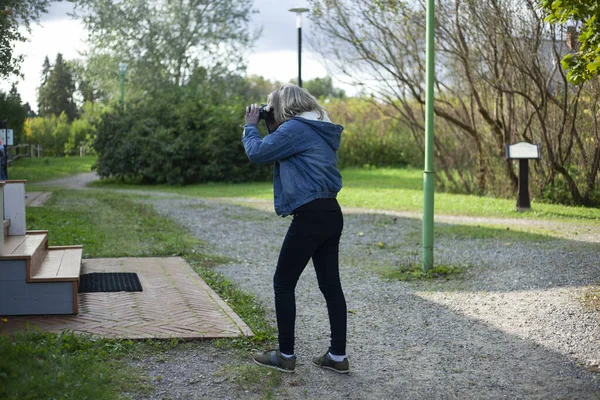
[242,123,298,165]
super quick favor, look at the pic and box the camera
[247,104,277,133]
[247,104,274,122]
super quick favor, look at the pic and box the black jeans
[273,201,347,356]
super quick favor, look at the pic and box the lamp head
[289,7,309,28]
[119,63,127,74]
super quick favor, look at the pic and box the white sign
[0,129,5,145]
[506,142,540,159]
[6,129,13,146]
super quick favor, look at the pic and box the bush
[93,75,272,184]
[326,97,421,168]
[24,113,70,156]
[24,103,102,157]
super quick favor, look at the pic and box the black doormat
[78,272,143,293]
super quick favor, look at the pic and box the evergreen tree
[37,53,78,121]
[0,85,28,144]
[41,56,51,85]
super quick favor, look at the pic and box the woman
[242,84,349,374]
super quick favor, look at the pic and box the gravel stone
[136,196,600,399]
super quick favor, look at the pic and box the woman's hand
[245,104,260,125]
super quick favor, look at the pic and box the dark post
[297,26,302,87]
[517,159,530,210]
[289,8,308,88]
[0,120,7,180]
[506,142,540,212]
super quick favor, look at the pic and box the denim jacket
[242,113,343,217]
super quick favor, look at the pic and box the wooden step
[31,246,83,282]
[2,231,48,281]
[4,234,42,256]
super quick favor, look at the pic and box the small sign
[505,142,541,159]
[6,129,13,146]
[0,129,5,145]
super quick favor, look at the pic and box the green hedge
[93,77,271,184]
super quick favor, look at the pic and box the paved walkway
[0,257,253,340]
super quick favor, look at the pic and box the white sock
[328,352,346,362]
[280,352,294,359]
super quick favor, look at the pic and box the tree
[0,85,29,144]
[0,0,54,78]
[542,0,600,83]
[244,74,282,101]
[303,76,345,99]
[37,53,78,121]
[69,58,108,105]
[309,0,600,205]
[73,0,258,89]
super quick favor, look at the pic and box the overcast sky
[2,0,341,111]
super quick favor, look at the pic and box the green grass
[432,223,552,241]
[582,286,600,312]
[8,156,96,184]
[380,262,464,282]
[27,190,203,258]
[91,167,600,221]
[0,329,156,400]
[13,189,276,399]
[216,364,284,399]
[91,178,273,199]
[337,168,600,221]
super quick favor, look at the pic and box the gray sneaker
[253,349,296,373]
[312,351,349,374]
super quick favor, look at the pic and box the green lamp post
[119,62,127,109]
[422,0,435,272]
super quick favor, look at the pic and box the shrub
[326,97,421,168]
[93,76,271,184]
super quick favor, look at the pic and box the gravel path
[141,198,600,399]
[45,174,600,399]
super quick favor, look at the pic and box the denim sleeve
[242,123,297,165]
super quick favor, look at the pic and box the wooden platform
[0,257,254,340]
[0,232,82,315]
[31,247,83,282]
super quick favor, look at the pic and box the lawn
[92,167,600,221]
[8,155,96,184]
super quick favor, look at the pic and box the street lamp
[119,62,127,109]
[289,7,309,88]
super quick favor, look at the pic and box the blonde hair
[267,84,325,125]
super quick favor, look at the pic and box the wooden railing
[7,144,44,165]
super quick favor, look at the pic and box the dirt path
[37,172,100,189]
